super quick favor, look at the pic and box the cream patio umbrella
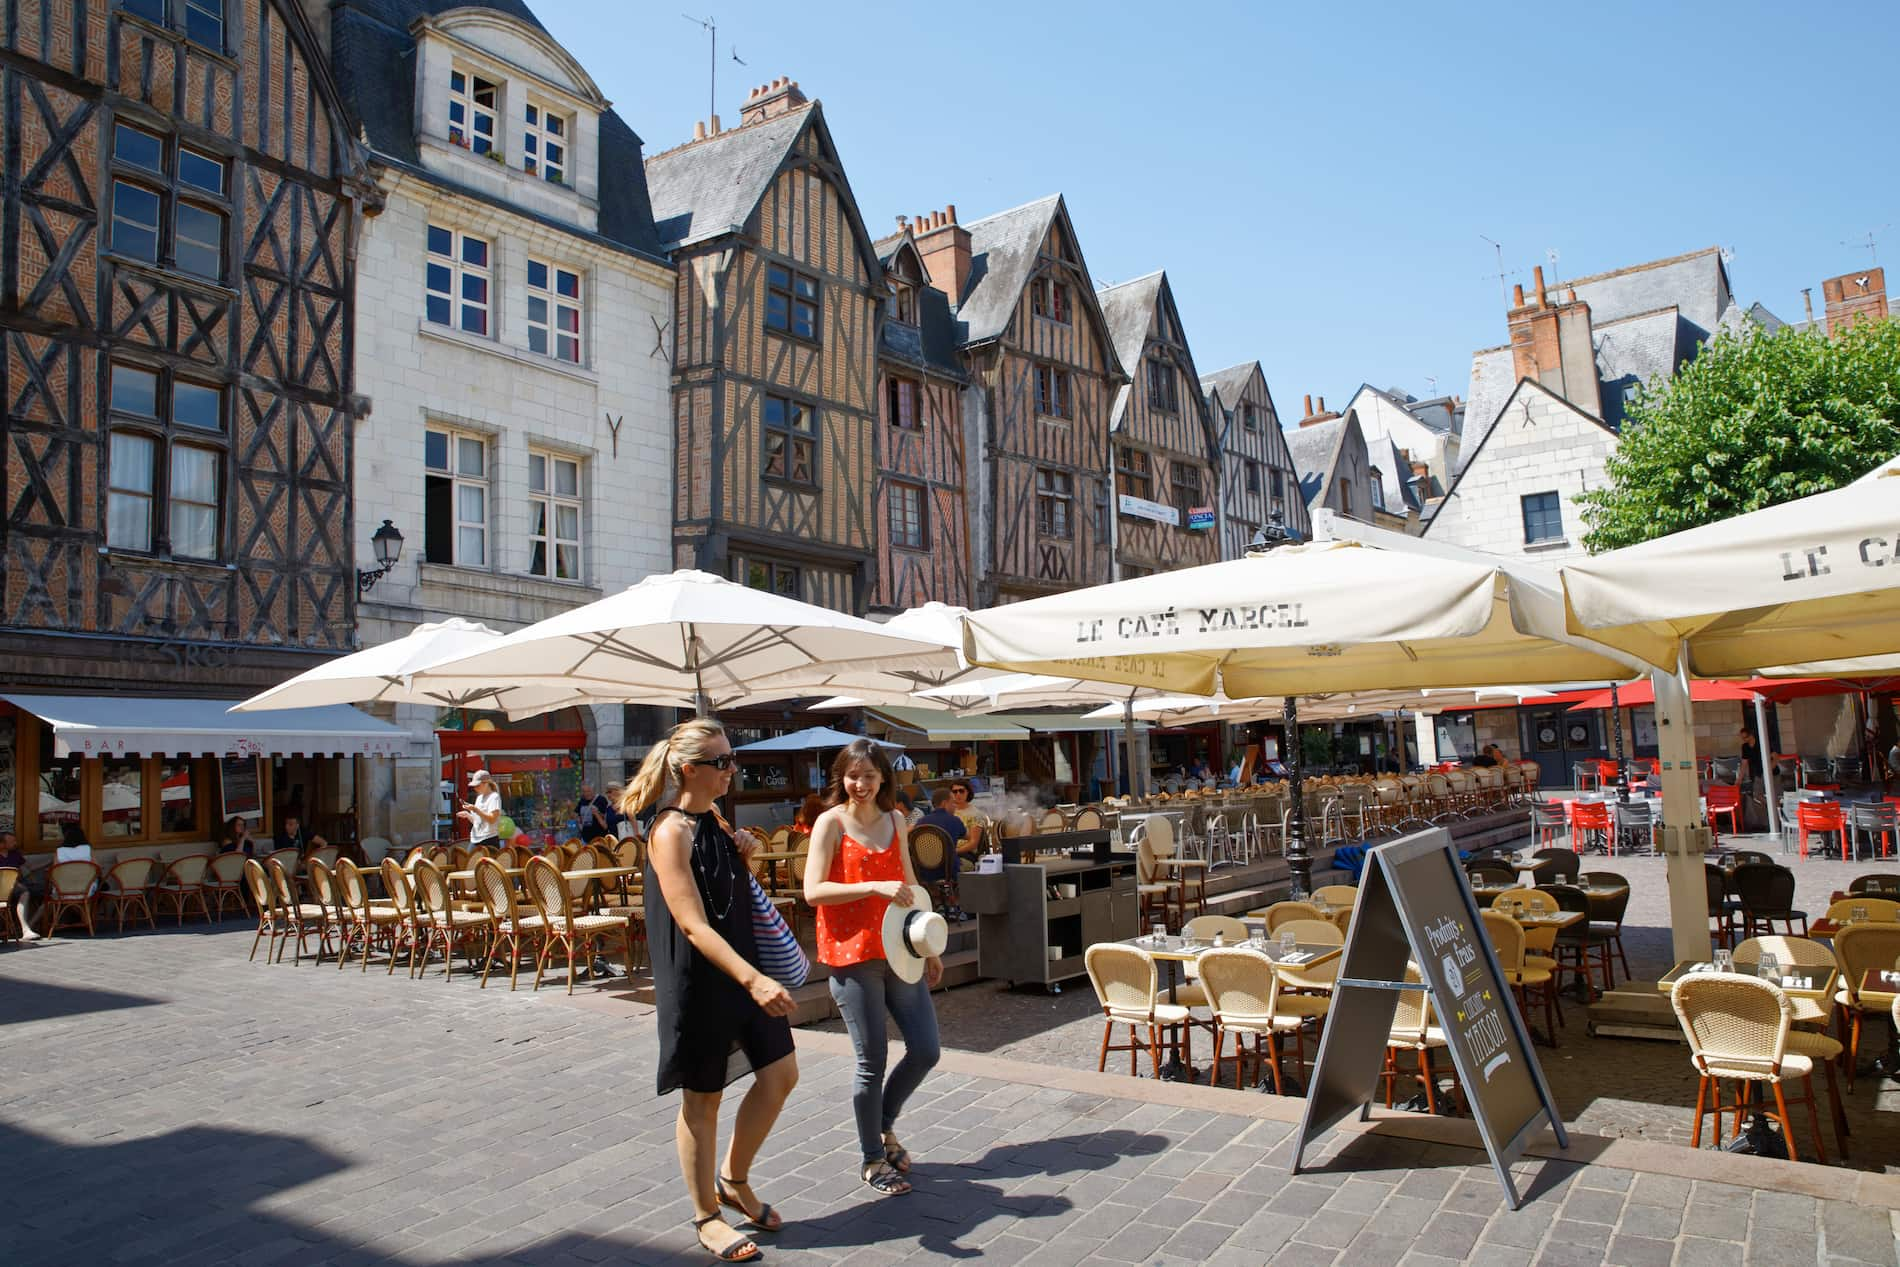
[402,570,957,715]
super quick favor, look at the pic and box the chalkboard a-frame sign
[1291,828,1567,1209]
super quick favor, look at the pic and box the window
[1244,460,1261,495]
[106,361,225,559]
[1370,470,1386,511]
[1270,468,1285,501]
[765,264,819,340]
[522,102,567,183]
[1522,491,1564,544]
[892,283,916,325]
[735,554,800,598]
[109,122,229,282]
[1031,276,1070,323]
[886,375,920,430]
[1171,463,1201,521]
[425,225,490,335]
[425,426,488,566]
[120,0,223,51]
[1337,477,1354,516]
[527,451,582,580]
[527,259,582,362]
[1035,363,1071,419]
[448,69,498,154]
[1146,358,1178,413]
[763,395,816,484]
[888,482,929,549]
[1115,446,1152,499]
[1242,403,1260,432]
[1035,468,1073,539]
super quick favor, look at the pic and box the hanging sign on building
[1186,506,1216,531]
[1118,494,1180,527]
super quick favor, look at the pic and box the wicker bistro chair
[267,857,333,964]
[1384,963,1463,1115]
[1481,910,1561,1042]
[524,856,629,994]
[1825,897,1900,925]
[1578,874,1634,987]
[42,860,102,936]
[1733,864,1808,938]
[244,858,287,963]
[1141,814,1206,919]
[474,856,542,990]
[1848,872,1900,896]
[1261,901,1325,934]
[0,868,19,941]
[1272,919,1345,995]
[1083,943,1193,1078]
[334,859,402,972]
[1199,948,1328,1094]
[204,852,249,920]
[1730,933,1852,1153]
[907,824,956,910]
[412,859,493,980]
[1832,922,1900,1089]
[1134,839,1179,933]
[99,858,159,933]
[1531,847,1581,885]
[379,859,425,976]
[1072,806,1106,832]
[1670,973,1829,1162]
[155,855,213,926]
[1466,860,1518,890]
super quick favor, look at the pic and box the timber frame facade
[0,0,370,694]
[1202,361,1306,558]
[647,83,884,614]
[1098,271,1218,577]
[869,226,969,613]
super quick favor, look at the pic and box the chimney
[739,77,809,126]
[1507,264,1600,418]
[1821,267,1887,336]
[693,120,706,142]
[915,203,971,306]
[1298,394,1341,427]
[1802,287,1815,327]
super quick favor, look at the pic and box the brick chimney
[739,77,808,126]
[1821,267,1887,335]
[1507,265,1600,418]
[915,205,971,307]
[1297,394,1340,427]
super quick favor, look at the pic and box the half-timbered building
[1200,361,1306,557]
[322,0,677,825]
[646,79,884,614]
[868,222,969,613]
[1096,271,1217,577]
[0,0,394,857]
[915,197,1124,606]
[1285,399,1379,522]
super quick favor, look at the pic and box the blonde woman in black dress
[624,718,797,1263]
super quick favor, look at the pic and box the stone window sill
[418,562,600,604]
[417,320,600,385]
[1523,539,1571,554]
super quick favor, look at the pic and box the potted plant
[485,148,504,164]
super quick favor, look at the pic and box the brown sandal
[691,1213,761,1263]
[881,1131,912,1173]
[716,1175,782,1232]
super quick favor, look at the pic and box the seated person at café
[273,814,327,854]
[947,780,987,849]
[218,817,259,856]
[2,827,41,939]
[792,793,827,833]
[893,787,922,826]
[915,788,972,920]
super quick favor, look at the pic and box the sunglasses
[691,754,736,771]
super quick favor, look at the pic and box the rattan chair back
[1733,864,1795,915]
[1311,884,1358,909]
[335,859,372,915]
[1183,914,1249,942]
[1491,887,1553,914]
[0,867,17,906]
[305,859,340,909]
[1835,923,1900,1004]
[616,837,644,872]
[1037,809,1067,834]
[1733,935,1834,975]
[1390,963,1432,1039]
[1479,910,1527,969]
[1825,897,1900,924]
[1198,947,1277,1021]
[472,857,515,921]
[909,823,950,875]
[1144,814,1177,858]
[1263,900,1325,933]
[165,854,210,886]
[1274,917,1343,989]
[1072,807,1105,831]
[267,856,298,907]
[107,857,156,891]
[413,859,451,915]
[526,855,572,926]
[307,846,340,870]
[448,845,471,871]
[380,859,416,917]
[243,858,275,912]
[206,853,245,885]
[403,844,429,867]
[1848,873,1900,895]
[1467,860,1517,887]
[1532,847,1580,883]
[1671,973,1791,1078]
[1084,942,1158,1020]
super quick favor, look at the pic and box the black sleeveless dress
[647,807,796,1094]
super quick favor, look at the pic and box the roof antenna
[1478,234,1517,306]
[1841,226,1888,265]
[682,14,719,125]
[1424,375,1438,396]
[1544,247,1561,291]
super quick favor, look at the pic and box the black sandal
[716,1175,782,1232]
[861,1159,912,1196]
[881,1131,912,1173]
[691,1212,762,1263]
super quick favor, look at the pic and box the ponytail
[619,717,727,819]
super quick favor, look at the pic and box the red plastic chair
[1795,802,1845,859]
[1594,759,1621,787]
[1705,785,1742,839]
[1569,802,1612,854]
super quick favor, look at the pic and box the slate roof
[644,105,815,252]
[1199,362,1259,410]
[1457,347,1516,473]
[1591,306,1682,430]
[1566,247,1731,342]
[1096,271,1164,381]
[871,233,966,381]
[328,0,665,261]
[954,195,1062,346]
[1368,432,1421,513]
[1283,418,1343,505]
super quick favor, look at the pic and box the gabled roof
[1425,378,1617,530]
[1199,361,1259,409]
[1367,432,1421,514]
[1566,246,1731,340]
[1354,384,1459,435]
[1591,306,1682,430]
[871,231,965,381]
[1283,417,1345,505]
[645,105,813,251]
[953,195,1062,344]
[1457,347,1516,474]
[328,0,664,260]
[1096,270,1164,379]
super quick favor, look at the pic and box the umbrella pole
[1754,693,1779,838]
[1283,695,1312,899]
[1609,683,1629,802]
[1654,650,1713,964]
[1122,701,1141,798]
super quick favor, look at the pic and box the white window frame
[425,425,490,568]
[526,259,583,364]
[425,225,491,337]
[522,100,568,184]
[528,450,584,581]
[448,68,498,155]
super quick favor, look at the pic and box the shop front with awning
[0,694,411,857]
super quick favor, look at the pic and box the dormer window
[448,69,498,155]
[1031,277,1070,324]
[892,283,916,325]
[1242,403,1259,431]
[523,102,567,184]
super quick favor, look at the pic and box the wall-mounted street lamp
[357,519,405,595]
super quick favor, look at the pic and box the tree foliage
[1575,318,1900,552]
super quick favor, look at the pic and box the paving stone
[1336,1231,1414,1267]
[1615,1202,1684,1241]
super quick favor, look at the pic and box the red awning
[1743,676,1900,703]
[1464,689,1605,713]
[1566,681,1759,712]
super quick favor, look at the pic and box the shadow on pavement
[0,975,165,1026]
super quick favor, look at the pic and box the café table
[563,864,639,910]
[749,849,804,895]
[1656,959,1838,1003]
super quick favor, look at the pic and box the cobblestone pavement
[4,913,1897,1266]
[820,848,1900,1171]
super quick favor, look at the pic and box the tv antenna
[1841,225,1888,264]
[1544,247,1561,290]
[682,14,722,124]
[1478,235,1518,305]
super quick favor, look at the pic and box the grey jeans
[827,959,942,1164]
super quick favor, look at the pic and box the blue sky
[534,0,1899,418]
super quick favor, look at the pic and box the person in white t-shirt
[459,770,503,845]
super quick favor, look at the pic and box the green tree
[1575,318,1900,551]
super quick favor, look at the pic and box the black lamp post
[357,519,405,595]
[1247,511,1314,899]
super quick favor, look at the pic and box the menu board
[219,757,263,823]
[1293,827,1565,1209]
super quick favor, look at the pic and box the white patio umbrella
[744,602,1000,699]
[231,617,580,715]
[403,570,957,714]
[735,726,902,753]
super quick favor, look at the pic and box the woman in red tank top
[804,739,942,1197]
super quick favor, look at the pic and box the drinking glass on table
[1279,929,1298,958]
[1757,950,1780,983]
[1851,905,1868,924]
[1713,948,1733,973]
[1151,922,1167,945]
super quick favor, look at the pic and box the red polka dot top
[815,811,904,968]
